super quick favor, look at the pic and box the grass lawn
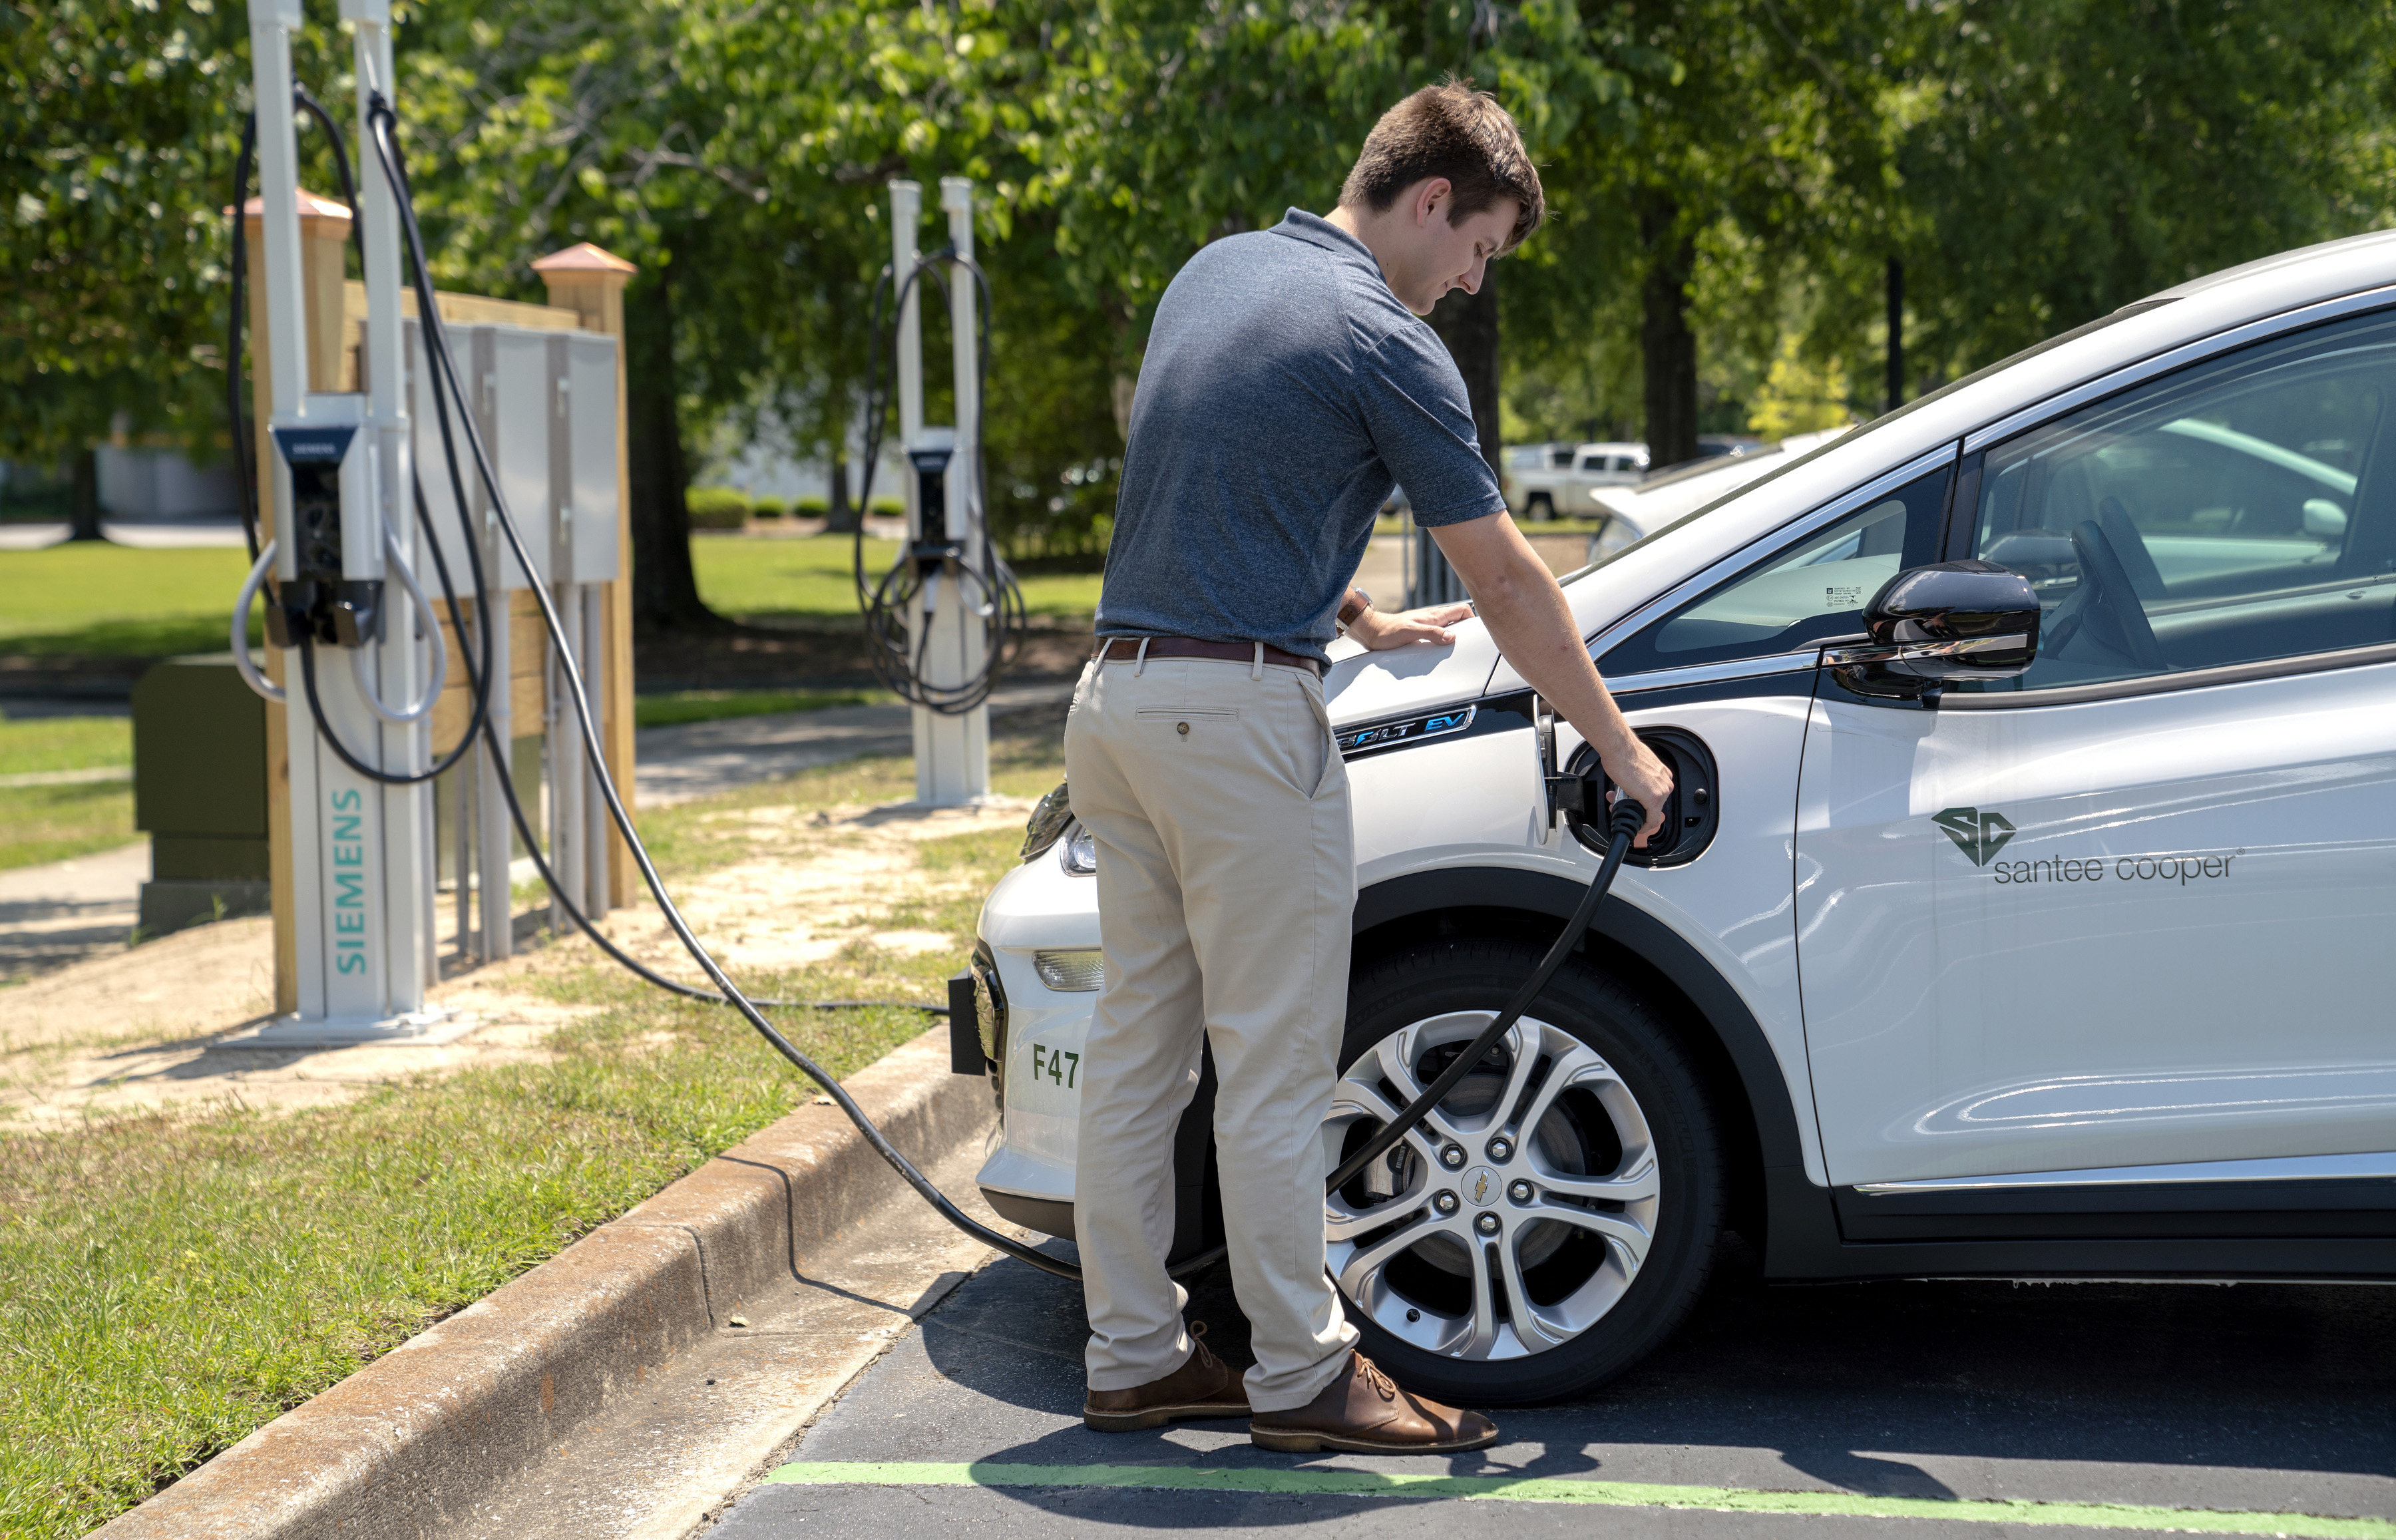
[0,782,136,874]
[0,715,1067,1539]
[0,535,1096,664]
[0,714,138,873]
[0,715,130,776]
[0,544,259,660]
[692,534,1103,624]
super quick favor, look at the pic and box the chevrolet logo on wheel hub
[1464,1166,1499,1207]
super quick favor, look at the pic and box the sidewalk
[0,687,1072,986]
[0,841,148,980]
[636,680,1076,805]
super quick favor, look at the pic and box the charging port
[1557,727,1720,868]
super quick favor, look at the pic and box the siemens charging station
[891,178,992,806]
[227,0,619,1044]
[853,178,1026,807]
[227,0,449,1045]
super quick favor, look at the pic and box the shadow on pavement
[910,1231,2395,1496]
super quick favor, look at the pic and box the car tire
[1330,936,1724,1406]
[1525,492,1555,522]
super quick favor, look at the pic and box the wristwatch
[1336,588,1372,634]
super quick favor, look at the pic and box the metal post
[231,0,459,1044]
[928,176,991,805]
[891,182,924,451]
[889,178,992,808]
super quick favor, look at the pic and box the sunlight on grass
[0,783,136,873]
[0,1002,924,1539]
[692,534,1101,622]
[0,708,1071,1534]
[0,545,259,658]
[0,715,130,775]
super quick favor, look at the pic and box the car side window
[1599,465,1951,677]
[1956,309,2396,693]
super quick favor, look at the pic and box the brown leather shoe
[1249,1351,1499,1454]
[1084,1338,1252,1431]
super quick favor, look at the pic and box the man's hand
[1597,733,1674,846]
[1349,601,1473,651]
[1430,510,1673,847]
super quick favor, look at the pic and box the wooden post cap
[229,188,355,240]
[532,242,638,288]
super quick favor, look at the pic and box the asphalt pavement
[709,1239,2394,1539]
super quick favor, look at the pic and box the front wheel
[1321,938,1724,1405]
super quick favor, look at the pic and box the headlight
[1022,780,1072,861]
[1059,822,1096,876]
[1034,949,1105,992]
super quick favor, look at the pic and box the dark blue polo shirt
[1094,209,1503,664]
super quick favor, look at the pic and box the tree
[0,0,350,513]
[1889,0,2396,385]
[392,0,752,628]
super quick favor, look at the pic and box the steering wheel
[2069,518,2168,670]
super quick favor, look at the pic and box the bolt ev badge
[1934,807,2017,867]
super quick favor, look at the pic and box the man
[1066,81,1674,1455]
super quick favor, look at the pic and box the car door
[1795,305,2396,1210]
[1581,449,1959,1181]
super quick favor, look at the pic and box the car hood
[1322,623,1501,726]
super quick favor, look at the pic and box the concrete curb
[95,1026,996,1540]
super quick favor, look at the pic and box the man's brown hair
[1339,79,1545,254]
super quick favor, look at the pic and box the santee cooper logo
[1933,807,2016,866]
[1933,805,2242,887]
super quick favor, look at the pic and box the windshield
[1552,298,2180,590]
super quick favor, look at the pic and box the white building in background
[95,445,238,521]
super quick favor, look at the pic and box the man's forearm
[1454,536,1637,756]
[1430,510,1673,837]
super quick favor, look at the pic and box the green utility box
[132,654,271,936]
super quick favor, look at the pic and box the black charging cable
[1161,795,1650,1278]
[355,90,1051,1271]
[401,457,944,1018]
[344,90,1635,1291]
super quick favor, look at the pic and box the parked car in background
[1584,427,1854,561]
[1503,441,1649,520]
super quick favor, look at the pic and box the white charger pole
[232,0,458,1045]
[345,0,437,993]
[889,178,992,808]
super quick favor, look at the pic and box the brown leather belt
[1097,636,1324,675]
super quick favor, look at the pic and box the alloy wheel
[1318,1010,1661,1361]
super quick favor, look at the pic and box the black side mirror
[1826,559,2040,701]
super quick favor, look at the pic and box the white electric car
[956,232,2396,1406]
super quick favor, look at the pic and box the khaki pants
[1064,652,1360,1413]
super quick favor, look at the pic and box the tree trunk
[69,447,103,542]
[825,457,858,534]
[1430,262,1502,477]
[1413,265,1499,605]
[1639,193,1700,470]
[624,264,718,631]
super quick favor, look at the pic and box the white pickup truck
[1500,441,1648,520]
